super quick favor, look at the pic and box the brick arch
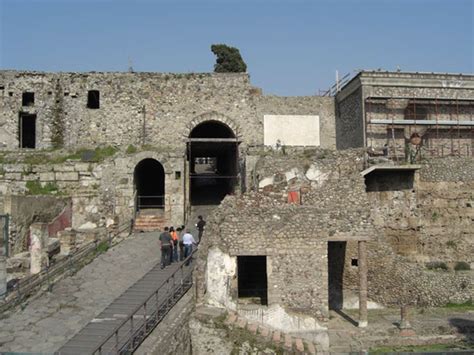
[184,111,241,139]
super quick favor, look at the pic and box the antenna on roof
[128,57,134,73]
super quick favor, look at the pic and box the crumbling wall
[3,195,69,255]
[198,149,473,317]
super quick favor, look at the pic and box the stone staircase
[134,210,166,232]
[224,312,324,354]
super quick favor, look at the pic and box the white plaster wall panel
[264,115,320,146]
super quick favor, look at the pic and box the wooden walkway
[58,256,194,354]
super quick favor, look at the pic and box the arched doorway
[188,120,238,205]
[134,158,165,211]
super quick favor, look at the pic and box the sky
[0,0,473,96]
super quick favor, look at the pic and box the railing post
[143,302,147,331]
[130,315,134,351]
[115,330,119,353]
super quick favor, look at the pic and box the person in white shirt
[182,230,197,263]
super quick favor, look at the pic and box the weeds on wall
[444,300,474,310]
[126,144,138,154]
[446,240,457,248]
[26,180,60,195]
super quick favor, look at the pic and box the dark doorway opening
[19,113,36,149]
[328,241,346,310]
[134,159,165,211]
[237,256,268,306]
[188,120,238,205]
[87,90,100,109]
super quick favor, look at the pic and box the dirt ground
[328,307,474,352]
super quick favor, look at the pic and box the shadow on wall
[449,318,474,345]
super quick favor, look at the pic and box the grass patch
[126,144,138,154]
[371,341,472,353]
[26,181,60,195]
[63,146,118,162]
[444,300,474,310]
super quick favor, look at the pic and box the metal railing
[91,249,197,354]
[0,221,132,313]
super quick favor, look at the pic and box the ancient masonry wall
[0,71,336,151]
[0,150,185,254]
[198,149,473,319]
[335,87,364,149]
[196,149,374,342]
[135,289,194,355]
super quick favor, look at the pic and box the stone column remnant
[30,232,43,274]
[358,240,368,327]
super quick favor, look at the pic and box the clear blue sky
[0,0,472,96]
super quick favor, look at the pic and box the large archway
[134,158,165,211]
[188,120,238,205]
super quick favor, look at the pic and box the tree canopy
[211,44,247,73]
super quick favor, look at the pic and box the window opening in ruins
[87,90,100,109]
[22,92,34,106]
[134,158,165,211]
[404,103,428,120]
[175,171,181,180]
[328,241,346,310]
[19,113,37,149]
[364,170,414,192]
[188,120,238,205]
[351,258,358,266]
[237,256,268,306]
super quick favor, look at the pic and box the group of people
[158,216,206,269]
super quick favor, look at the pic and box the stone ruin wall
[198,148,473,315]
[0,70,338,259]
[335,87,364,150]
[0,150,186,255]
[0,71,262,149]
[0,70,337,151]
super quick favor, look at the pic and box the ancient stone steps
[134,214,166,232]
[224,312,323,354]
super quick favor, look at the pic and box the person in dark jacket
[196,215,206,244]
[159,227,173,269]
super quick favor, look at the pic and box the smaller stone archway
[134,158,165,211]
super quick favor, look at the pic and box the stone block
[55,172,79,181]
[4,173,22,180]
[74,163,91,172]
[284,334,292,350]
[225,313,237,325]
[247,323,258,334]
[272,330,281,343]
[295,338,304,352]
[39,172,55,181]
[236,318,246,328]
